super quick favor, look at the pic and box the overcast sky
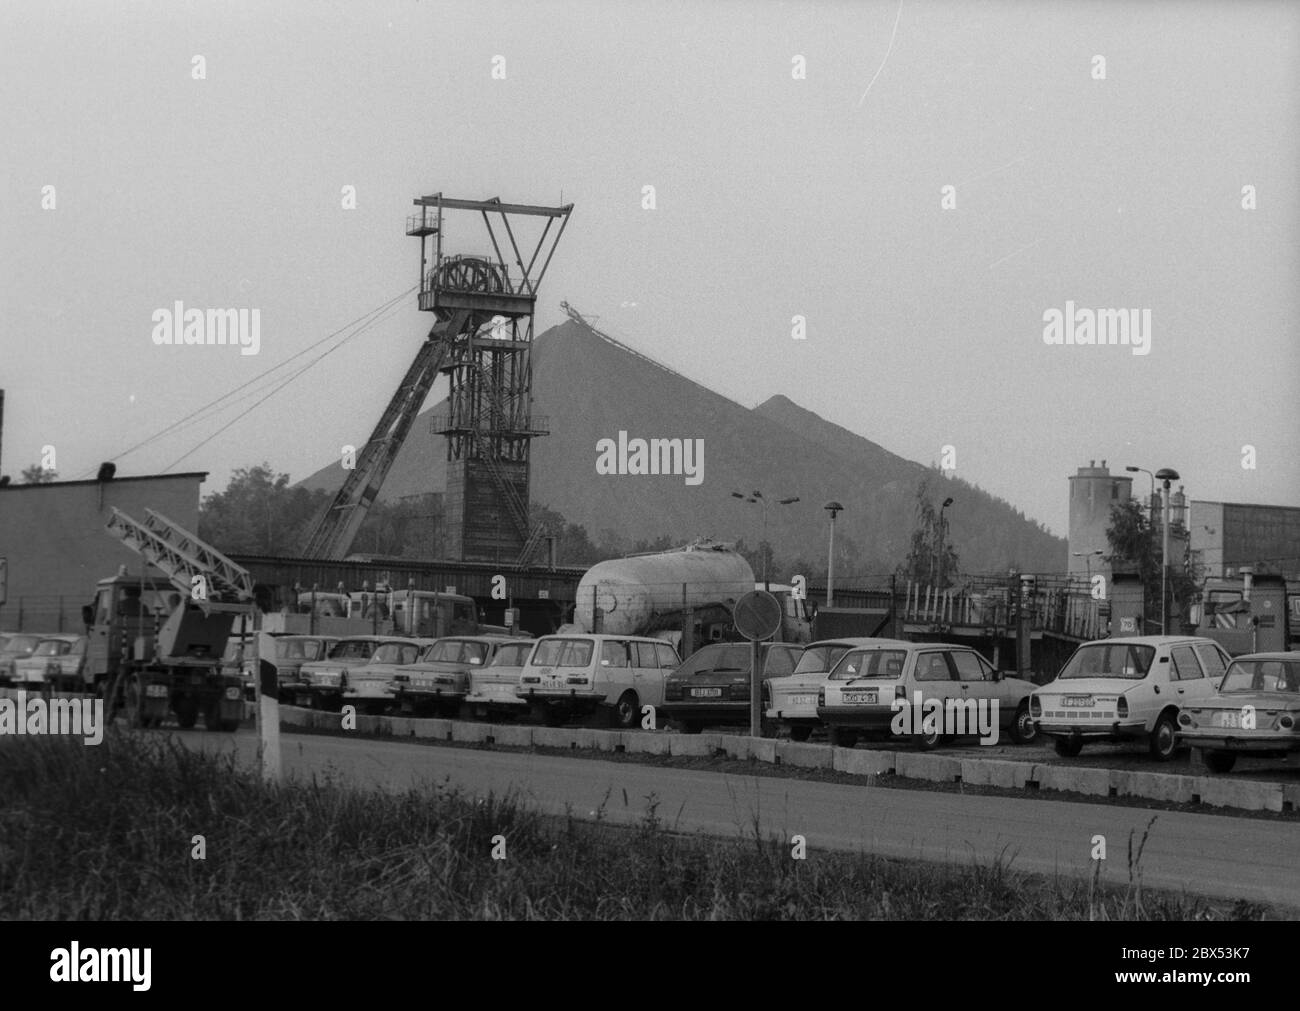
[2,0,1297,537]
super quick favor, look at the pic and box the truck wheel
[1008,702,1037,745]
[1147,713,1178,761]
[1202,749,1237,774]
[175,698,199,729]
[789,725,814,743]
[611,691,640,729]
[1053,736,1083,758]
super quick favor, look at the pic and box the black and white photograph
[0,0,1297,972]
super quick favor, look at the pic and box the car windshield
[221,640,255,662]
[829,649,908,680]
[6,635,41,655]
[1058,643,1155,680]
[34,639,73,656]
[425,640,490,665]
[765,646,800,676]
[676,644,752,676]
[1218,659,1300,694]
[489,642,533,667]
[372,643,418,664]
[328,640,377,661]
[275,639,324,661]
[530,638,594,668]
[792,644,853,676]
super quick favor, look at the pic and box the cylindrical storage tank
[574,548,755,636]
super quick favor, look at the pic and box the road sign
[734,590,782,642]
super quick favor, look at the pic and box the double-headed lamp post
[824,501,843,608]
[1071,549,1103,590]
[1155,467,1180,634]
[1125,465,1156,526]
[731,490,800,590]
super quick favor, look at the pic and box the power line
[75,285,418,478]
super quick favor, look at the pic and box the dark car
[660,641,802,734]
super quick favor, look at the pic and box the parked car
[390,635,530,717]
[11,634,90,692]
[262,634,339,697]
[661,641,802,734]
[516,634,681,728]
[1178,651,1300,773]
[1030,635,1232,760]
[767,638,906,740]
[465,639,537,719]
[0,633,43,686]
[340,638,433,713]
[818,640,1037,749]
[293,636,406,711]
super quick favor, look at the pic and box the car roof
[1229,651,1300,661]
[37,632,84,641]
[1082,635,1219,647]
[537,633,673,644]
[811,637,911,649]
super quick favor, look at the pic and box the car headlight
[1178,712,1193,727]
[1280,715,1294,730]
[1116,696,1128,718]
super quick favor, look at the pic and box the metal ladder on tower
[106,507,255,610]
[301,308,470,559]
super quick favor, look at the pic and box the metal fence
[0,596,81,634]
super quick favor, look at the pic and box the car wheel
[789,725,813,743]
[1053,736,1083,758]
[914,729,943,750]
[1202,749,1237,774]
[1147,713,1178,761]
[1008,702,1037,745]
[828,726,858,749]
[124,675,148,730]
[611,690,640,729]
[759,714,778,738]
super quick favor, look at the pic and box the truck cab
[83,574,187,690]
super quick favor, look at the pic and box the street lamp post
[936,498,954,588]
[1155,468,1180,634]
[824,502,843,608]
[731,490,800,590]
[1125,466,1156,527]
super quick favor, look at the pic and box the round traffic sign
[733,590,782,641]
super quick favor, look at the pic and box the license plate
[1214,711,1241,729]
[542,676,564,689]
[693,687,723,698]
[145,684,169,699]
[1062,695,1094,707]
[790,694,816,706]
[296,695,312,707]
[842,691,877,705]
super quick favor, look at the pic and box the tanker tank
[573,542,755,636]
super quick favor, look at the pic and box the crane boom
[106,507,254,610]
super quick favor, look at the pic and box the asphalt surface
[176,727,1300,910]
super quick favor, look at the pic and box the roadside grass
[0,733,1274,920]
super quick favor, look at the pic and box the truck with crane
[83,507,256,730]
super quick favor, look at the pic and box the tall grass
[0,733,1270,920]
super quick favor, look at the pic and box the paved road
[176,727,1300,910]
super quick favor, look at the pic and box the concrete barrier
[1115,770,1197,804]
[1283,784,1300,813]
[718,736,777,763]
[277,706,311,728]
[895,752,962,783]
[776,740,835,770]
[959,758,1035,790]
[1034,764,1112,798]
[832,748,896,777]
[529,727,573,750]
[384,716,419,738]
[1195,776,1283,813]
[487,724,533,748]
[669,734,716,757]
[622,732,671,756]
[450,721,492,744]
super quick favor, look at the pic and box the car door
[910,649,959,716]
[947,649,1005,732]
[599,639,632,703]
[631,641,665,708]
[1168,643,1209,702]
[1193,642,1230,692]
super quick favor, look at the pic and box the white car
[517,634,680,728]
[1030,635,1232,760]
[465,639,537,718]
[767,638,906,740]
